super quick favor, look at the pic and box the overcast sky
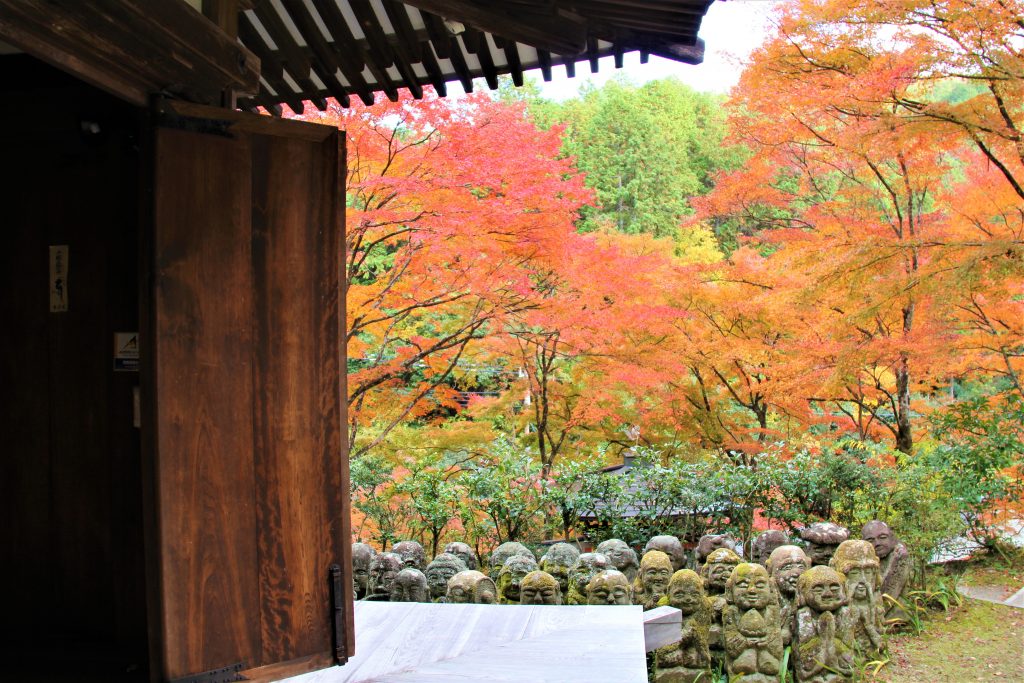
[534,0,781,99]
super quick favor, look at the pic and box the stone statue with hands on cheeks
[793,566,857,682]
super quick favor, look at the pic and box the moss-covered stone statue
[799,523,849,567]
[861,520,911,619]
[487,541,535,579]
[520,570,562,605]
[352,542,376,600]
[586,569,633,605]
[443,541,478,570]
[446,570,497,604]
[539,542,580,601]
[567,552,611,605]
[653,570,712,683]
[425,552,468,602]
[751,530,790,566]
[695,534,740,567]
[597,538,640,583]
[722,563,784,683]
[830,540,885,656]
[390,568,430,602]
[392,540,426,571]
[497,554,539,604]
[700,547,742,666]
[645,535,686,572]
[794,566,856,682]
[367,552,403,600]
[766,544,811,645]
[633,550,674,610]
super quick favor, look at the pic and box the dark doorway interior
[0,55,149,681]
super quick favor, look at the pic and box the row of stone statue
[352,521,911,682]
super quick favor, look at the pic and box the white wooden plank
[642,606,682,652]
[281,602,648,683]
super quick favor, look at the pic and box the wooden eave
[238,0,713,114]
[0,0,712,115]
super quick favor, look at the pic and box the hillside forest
[294,0,1024,564]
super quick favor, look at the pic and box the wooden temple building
[0,1,714,681]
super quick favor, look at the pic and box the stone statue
[830,540,885,656]
[633,550,674,610]
[586,570,633,605]
[861,520,911,617]
[794,567,856,682]
[392,540,426,571]
[487,541,535,579]
[653,569,712,683]
[520,570,562,605]
[539,542,580,601]
[750,530,790,566]
[695,534,741,566]
[367,552,403,600]
[424,552,468,602]
[766,544,811,645]
[352,542,376,600]
[446,570,497,604]
[567,552,612,605]
[722,563,784,683]
[390,568,429,602]
[699,547,742,667]
[799,522,849,566]
[444,541,478,570]
[597,538,640,583]
[645,535,686,572]
[496,554,539,604]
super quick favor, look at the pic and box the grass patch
[880,599,1024,682]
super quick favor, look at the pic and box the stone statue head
[352,542,376,598]
[392,540,426,571]
[520,570,561,605]
[497,554,539,604]
[597,539,639,576]
[369,552,403,597]
[799,522,849,566]
[725,563,776,611]
[644,535,686,571]
[586,570,632,605]
[696,534,738,565]
[830,540,881,601]
[766,544,810,598]
[446,570,483,604]
[539,543,579,595]
[390,568,429,602]
[750,531,789,566]
[569,552,611,599]
[474,575,498,604]
[638,550,674,596]
[425,553,468,600]
[700,547,742,593]
[487,541,535,579]
[861,520,899,560]
[798,565,848,613]
[443,541,478,570]
[667,569,711,617]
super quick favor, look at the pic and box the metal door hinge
[329,563,348,665]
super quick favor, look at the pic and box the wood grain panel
[249,128,348,664]
[152,127,261,680]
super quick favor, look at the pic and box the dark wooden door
[144,101,351,683]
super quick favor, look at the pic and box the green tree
[535,76,738,240]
